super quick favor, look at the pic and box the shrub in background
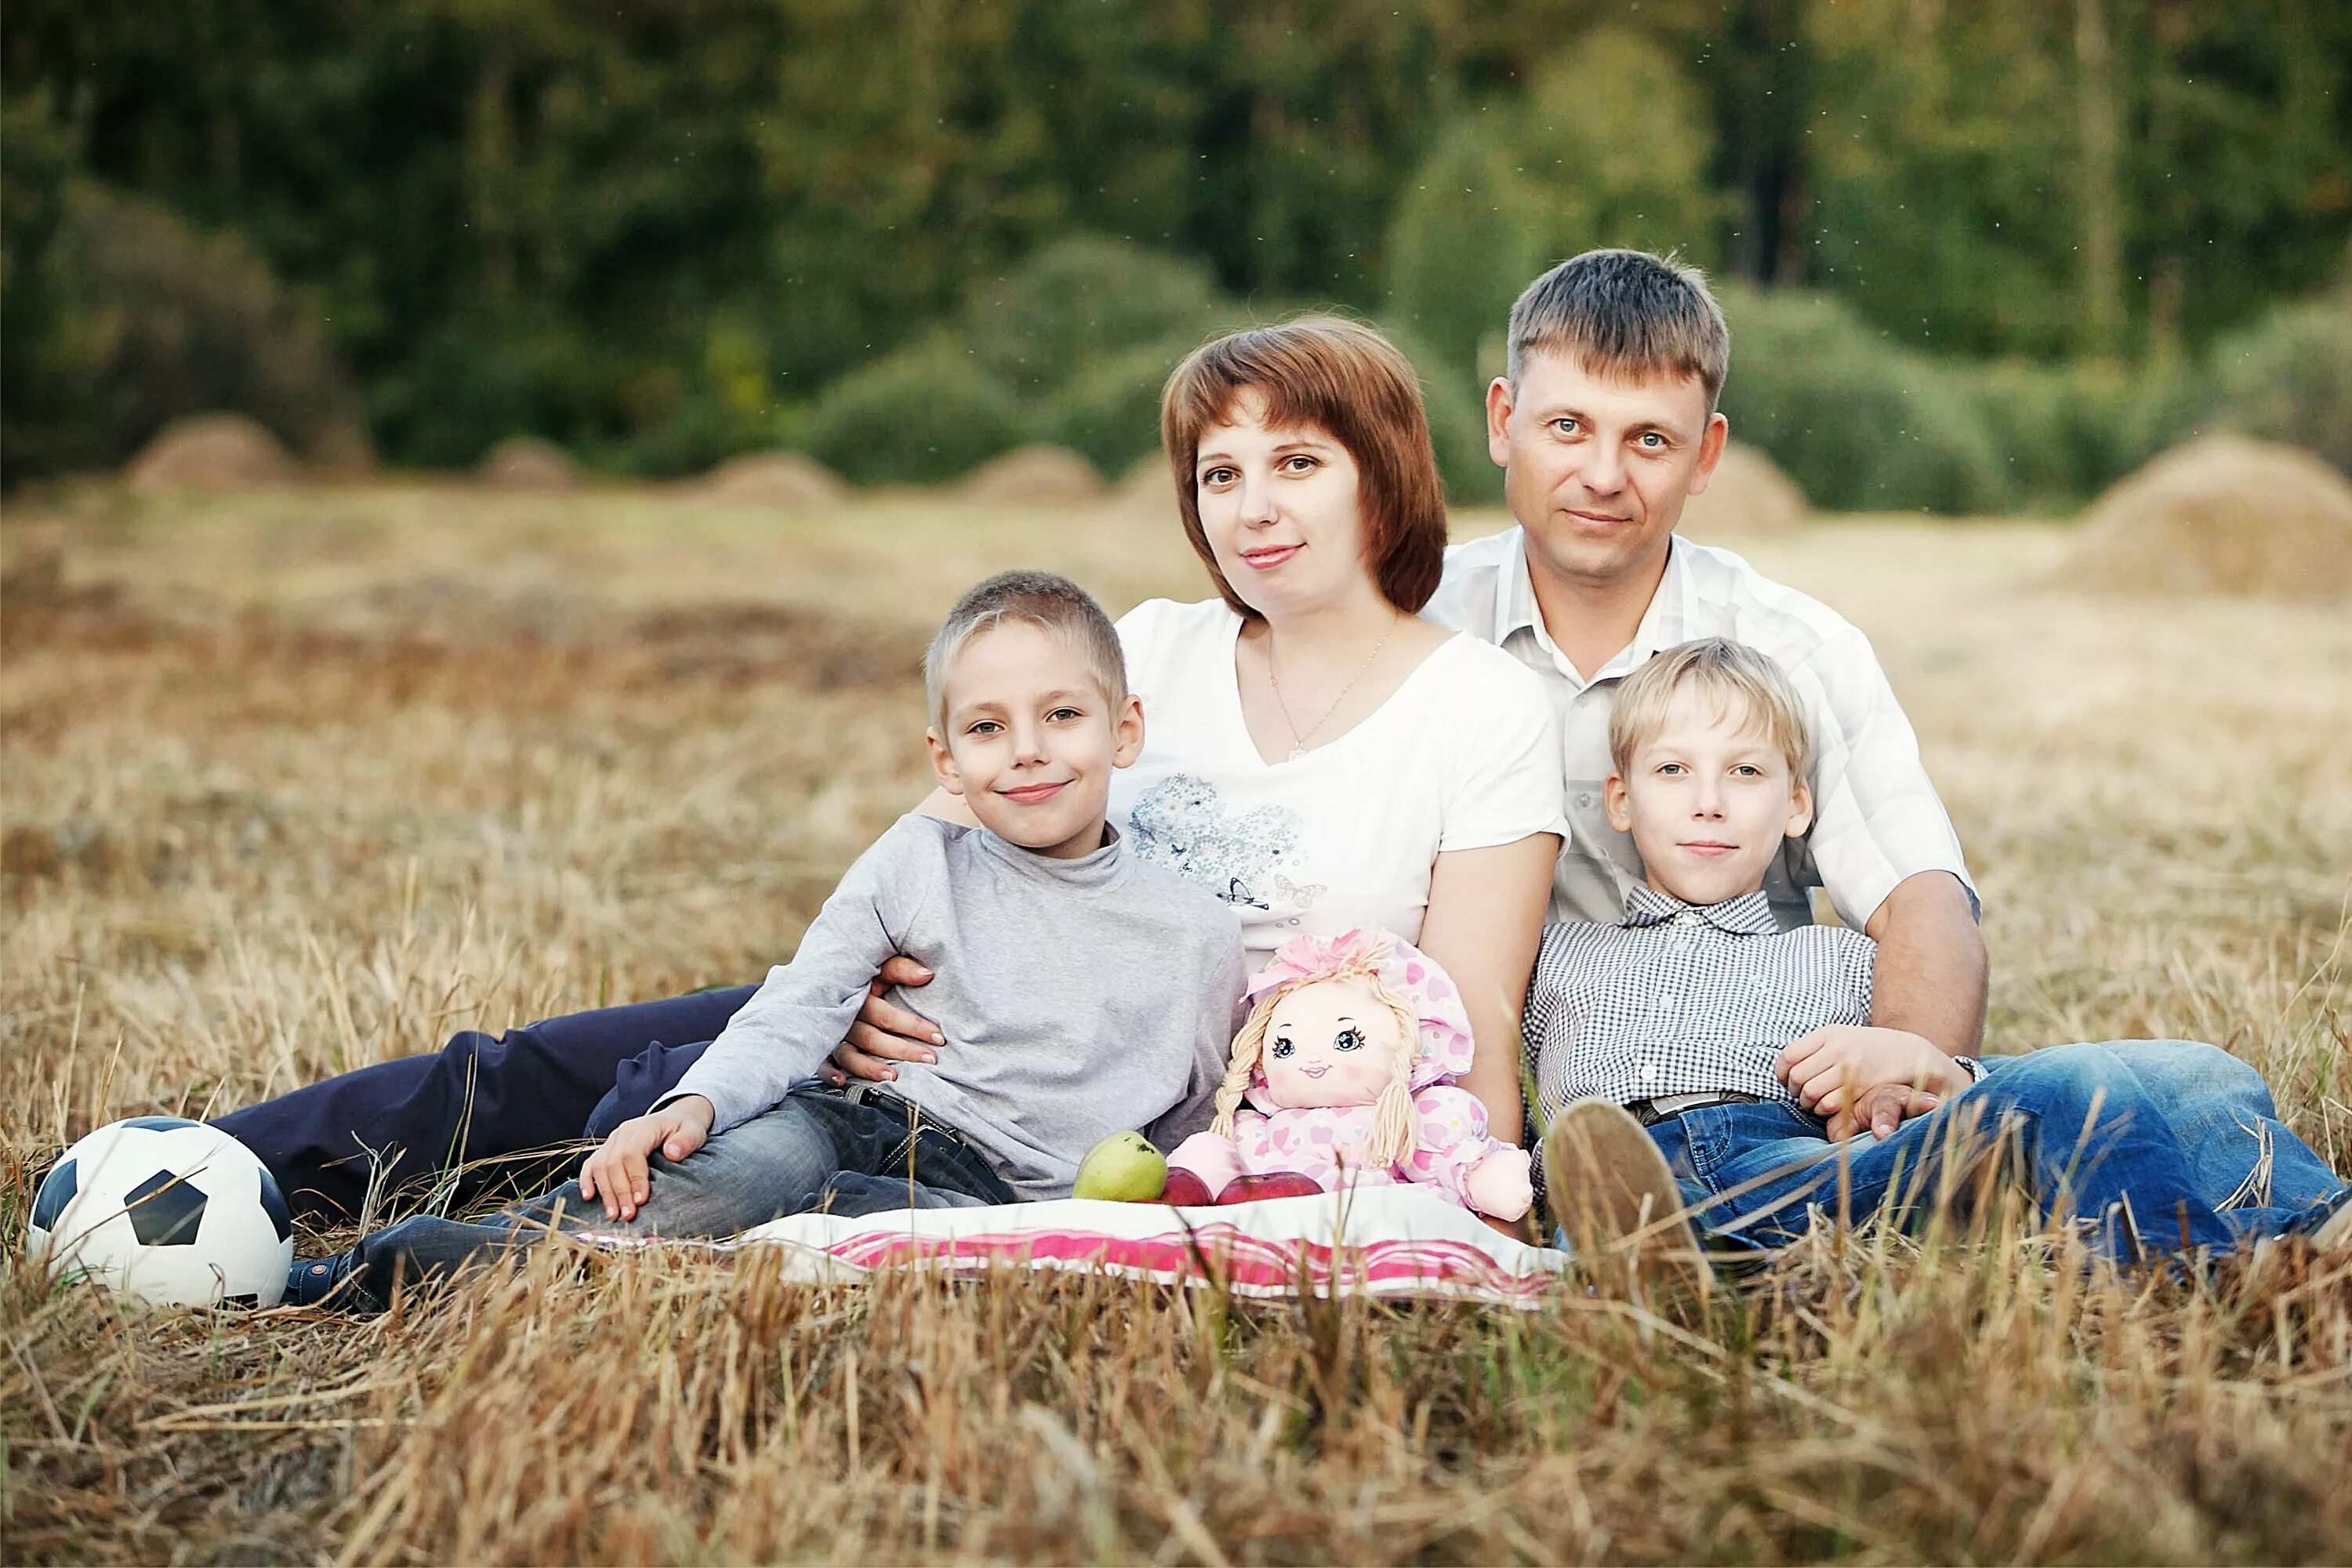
[1716,286,2007,514]
[800,336,1021,485]
[1952,361,2189,514]
[965,237,1228,403]
[5,182,368,477]
[2204,295,2352,475]
[1034,336,1189,477]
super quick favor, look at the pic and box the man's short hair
[1508,249,1731,408]
[924,570,1128,731]
[1160,316,1448,619]
[1609,637,1812,779]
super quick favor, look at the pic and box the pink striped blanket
[596,1185,1567,1307]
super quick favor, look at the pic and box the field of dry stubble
[3,479,2350,1565]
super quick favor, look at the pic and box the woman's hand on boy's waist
[822,955,946,1086]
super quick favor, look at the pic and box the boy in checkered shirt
[1530,637,2350,1266]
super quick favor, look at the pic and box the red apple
[1160,1168,1218,1207]
[1214,1171,1327,1204]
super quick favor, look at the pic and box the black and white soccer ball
[27,1118,294,1308]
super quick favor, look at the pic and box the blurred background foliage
[3,0,2348,509]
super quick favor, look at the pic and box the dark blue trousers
[213,987,745,1220]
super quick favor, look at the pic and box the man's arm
[1861,868,1987,1058]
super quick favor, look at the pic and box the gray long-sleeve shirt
[661,813,1247,1200]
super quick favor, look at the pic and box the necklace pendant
[1287,746,1306,763]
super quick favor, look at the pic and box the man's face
[1604,684,1813,906]
[1486,349,1728,591]
[927,620,1144,860]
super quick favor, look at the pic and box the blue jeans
[1648,1041,2346,1262]
[336,1085,1011,1309]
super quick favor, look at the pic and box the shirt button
[1642,1063,1658,1080]
[1576,793,1595,810]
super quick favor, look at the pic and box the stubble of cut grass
[3,487,2349,1563]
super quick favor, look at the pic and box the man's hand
[578,1098,714,1221]
[822,955,946,1085]
[1776,1025,1970,1139]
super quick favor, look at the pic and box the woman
[222,318,1565,1220]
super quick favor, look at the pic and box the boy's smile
[928,620,1144,859]
[1606,684,1813,907]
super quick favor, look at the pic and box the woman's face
[1192,390,1374,620]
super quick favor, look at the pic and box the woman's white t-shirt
[1109,597,1569,963]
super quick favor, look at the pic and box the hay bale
[125,413,297,491]
[1677,442,1808,539]
[2058,434,2352,601]
[479,436,582,492]
[956,445,1104,506]
[684,450,848,510]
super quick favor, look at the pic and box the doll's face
[1259,975,1407,1110]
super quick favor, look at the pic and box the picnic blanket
[634,1185,1569,1306]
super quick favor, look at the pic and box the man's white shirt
[1424,526,1976,933]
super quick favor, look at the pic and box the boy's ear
[925,727,966,797]
[1484,376,1515,469]
[1784,775,1814,840]
[1682,410,1731,499]
[1602,771,1634,833]
[1110,691,1145,768]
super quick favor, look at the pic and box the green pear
[1072,1131,1169,1202]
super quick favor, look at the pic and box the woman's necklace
[1267,618,1398,761]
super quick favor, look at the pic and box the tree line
[4,0,2347,493]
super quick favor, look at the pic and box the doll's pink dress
[1167,929,1530,1211]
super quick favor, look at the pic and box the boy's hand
[1829,1081,1947,1143]
[823,955,946,1085]
[578,1098,714,1221]
[1776,1025,1970,1139]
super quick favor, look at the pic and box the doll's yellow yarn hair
[1210,956,1424,1170]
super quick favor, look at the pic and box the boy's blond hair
[1507,248,1730,409]
[924,570,1128,731]
[1609,637,1811,779]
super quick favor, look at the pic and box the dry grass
[4,481,2350,1564]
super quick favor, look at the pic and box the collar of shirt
[1621,885,1778,936]
[1492,528,1695,694]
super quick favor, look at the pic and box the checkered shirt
[1522,886,1876,1126]
[1425,528,1978,933]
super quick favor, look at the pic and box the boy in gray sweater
[300,572,1245,1308]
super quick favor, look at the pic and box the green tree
[1383,28,1722,379]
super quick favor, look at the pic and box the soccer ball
[27,1118,294,1308]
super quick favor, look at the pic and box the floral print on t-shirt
[1127,774,1315,916]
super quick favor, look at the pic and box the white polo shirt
[1423,527,1976,932]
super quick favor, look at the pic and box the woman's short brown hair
[1159,317,1448,619]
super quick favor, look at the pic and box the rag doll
[1167,927,1532,1221]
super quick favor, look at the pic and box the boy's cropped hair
[924,570,1129,729]
[1610,637,1812,779]
[1161,315,1447,619]
[1508,249,1731,409]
